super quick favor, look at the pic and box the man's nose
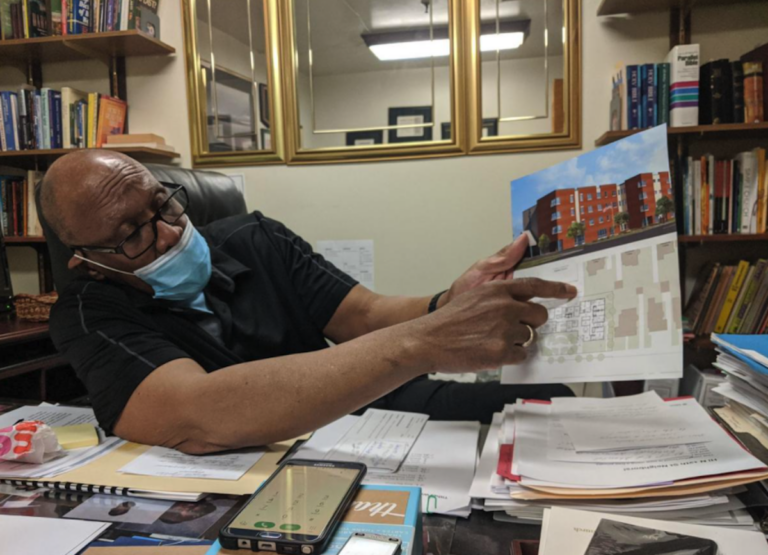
[155,219,184,254]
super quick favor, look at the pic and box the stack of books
[0,87,127,151]
[470,393,768,528]
[680,149,768,236]
[104,132,175,153]
[610,42,767,130]
[683,260,768,338]
[0,170,42,237]
[0,0,160,39]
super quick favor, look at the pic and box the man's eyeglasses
[72,183,190,260]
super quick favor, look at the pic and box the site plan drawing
[503,125,683,384]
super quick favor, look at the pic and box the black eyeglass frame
[71,183,190,260]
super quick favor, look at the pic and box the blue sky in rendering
[511,125,670,238]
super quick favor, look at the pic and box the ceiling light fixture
[362,20,530,62]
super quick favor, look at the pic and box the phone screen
[230,464,360,539]
[340,536,400,555]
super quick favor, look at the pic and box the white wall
[5,0,768,298]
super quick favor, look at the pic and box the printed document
[119,445,265,481]
[322,409,428,473]
[539,507,768,555]
[552,392,715,452]
[362,420,480,517]
[514,399,765,488]
[504,125,683,385]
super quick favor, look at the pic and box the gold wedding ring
[521,324,535,348]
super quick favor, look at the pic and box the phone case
[219,459,367,554]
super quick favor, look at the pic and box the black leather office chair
[37,163,248,293]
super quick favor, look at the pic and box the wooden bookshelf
[597,0,765,16]
[679,233,768,243]
[595,122,768,147]
[3,236,46,244]
[0,147,179,170]
[0,31,175,64]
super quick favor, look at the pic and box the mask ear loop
[73,254,135,276]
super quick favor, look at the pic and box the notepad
[53,424,100,450]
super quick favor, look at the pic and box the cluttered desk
[4,127,768,555]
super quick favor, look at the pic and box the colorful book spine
[715,260,749,333]
[732,61,745,124]
[657,63,670,126]
[744,62,764,124]
[627,65,640,130]
[666,44,700,127]
[0,92,16,151]
[51,90,62,149]
[644,63,656,127]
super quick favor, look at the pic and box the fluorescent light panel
[363,20,530,62]
[369,32,525,61]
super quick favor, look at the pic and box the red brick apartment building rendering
[524,172,673,253]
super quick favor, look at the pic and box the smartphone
[219,459,366,554]
[339,533,402,555]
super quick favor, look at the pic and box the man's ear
[68,253,106,281]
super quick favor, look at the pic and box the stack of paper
[469,392,768,528]
[0,405,124,480]
[293,410,480,517]
[712,335,768,450]
[538,507,768,555]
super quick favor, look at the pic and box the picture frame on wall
[261,128,272,150]
[441,122,451,140]
[482,118,499,138]
[388,106,433,144]
[258,83,270,128]
[345,130,384,146]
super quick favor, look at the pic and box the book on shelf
[684,259,768,337]
[103,141,173,152]
[0,86,128,152]
[681,148,767,235]
[0,170,42,237]
[0,0,158,38]
[742,43,768,122]
[667,44,700,128]
[94,95,126,147]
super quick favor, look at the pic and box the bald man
[42,150,576,454]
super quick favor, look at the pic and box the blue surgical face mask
[75,222,212,301]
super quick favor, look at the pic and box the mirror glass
[479,0,567,138]
[195,0,272,153]
[291,0,454,150]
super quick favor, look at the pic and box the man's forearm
[116,321,432,454]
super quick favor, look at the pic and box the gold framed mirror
[181,0,285,167]
[277,0,467,164]
[464,0,581,154]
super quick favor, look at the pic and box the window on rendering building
[570,208,575,216]
[552,212,561,220]
[569,194,574,203]
[639,192,647,200]
[599,216,604,223]
[598,229,608,239]
[552,225,562,234]
[597,191,601,199]
[580,206,585,214]
[589,219,594,226]
[588,206,593,213]
[551,198,561,207]
[580,193,584,202]
[587,194,593,201]
[642,204,649,211]
[597,203,602,210]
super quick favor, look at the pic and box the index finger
[504,277,578,301]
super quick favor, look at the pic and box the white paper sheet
[501,231,683,385]
[0,405,124,479]
[316,240,374,291]
[468,413,511,501]
[552,392,715,452]
[514,399,766,488]
[362,420,480,517]
[118,445,265,481]
[322,409,428,473]
[0,514,109,555]
[539,507,768,555]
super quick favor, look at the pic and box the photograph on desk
[506,124,682,385]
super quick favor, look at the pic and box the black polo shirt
[49,211,358,433]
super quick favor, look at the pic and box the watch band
[428,290,448,314]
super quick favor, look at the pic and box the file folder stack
[712,335,768,450]
[469,392,768,528]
